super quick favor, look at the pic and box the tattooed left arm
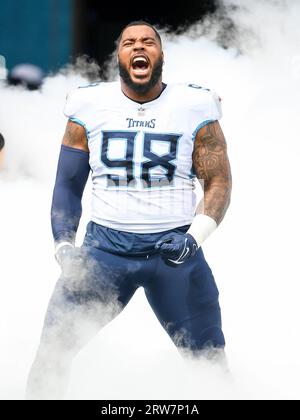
[192,121,232,225]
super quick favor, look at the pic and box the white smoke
[1,0,300,400]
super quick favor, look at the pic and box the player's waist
[82,221,190,256]
[91,189,196,218]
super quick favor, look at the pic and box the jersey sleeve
[63,88,90,129]
[205,89,222,121]
[189,87,222,138]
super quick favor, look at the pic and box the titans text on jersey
[126,118,156,129]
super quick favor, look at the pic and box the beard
[118,56,163,95]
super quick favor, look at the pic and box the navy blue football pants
[39,242,225,358]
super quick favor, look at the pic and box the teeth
[133,57,147,64]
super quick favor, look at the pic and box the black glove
[155,232,198,265]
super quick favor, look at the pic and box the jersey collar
[119,82,168,108]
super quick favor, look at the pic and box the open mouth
[131,56,150,76]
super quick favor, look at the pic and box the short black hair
[0,133,4,151]
[118,20,162,47]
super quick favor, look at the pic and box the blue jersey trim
[69,117,85,128]
[192,119,216,140]
[69,117,90,141]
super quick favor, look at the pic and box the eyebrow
[122,37,157,44]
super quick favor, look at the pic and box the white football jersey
[64,81,222,233]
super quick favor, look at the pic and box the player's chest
[91,107,191,156]
[87,106,193,180]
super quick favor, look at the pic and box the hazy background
[1,0,300,399]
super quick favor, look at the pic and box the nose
[133,41,144,51]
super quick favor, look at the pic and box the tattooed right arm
[192,121,232,225]
[62,120,89,152]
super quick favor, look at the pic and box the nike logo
[180,246,190,261]
[168,240,190,264]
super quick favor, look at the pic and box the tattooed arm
[192,121,232,225]
[154,120,231,260]
[62,120,89,152]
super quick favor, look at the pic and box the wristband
[54,241,74,255]
[187,214,217,247]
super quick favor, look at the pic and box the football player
[26,21,232,399]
